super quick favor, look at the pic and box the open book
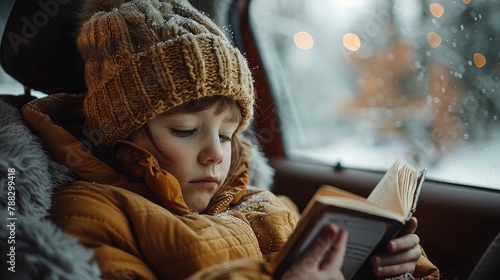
[272,159,427,280]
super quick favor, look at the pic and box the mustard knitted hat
[78,0,254,147]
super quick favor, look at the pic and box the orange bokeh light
[343,33,361,51]
[474,53,487,68]
[430,3,445,18]
[427,32,442,48]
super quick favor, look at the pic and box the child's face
[136,106,239,212]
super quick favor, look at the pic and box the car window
[249,0,500,190]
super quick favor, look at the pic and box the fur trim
[0,100,73,219]
[0,214,100,280]
[0,99,97,279]
[248,144,275,190]
[241,129,275,190]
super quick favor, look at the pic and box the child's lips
[190,177,219,188]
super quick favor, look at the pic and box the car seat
[0,0,276,279]
[0,0,100,279]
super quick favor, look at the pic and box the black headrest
[0,0,86,95]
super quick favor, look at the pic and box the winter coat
[21,93,439,280]
[21,93,297,279]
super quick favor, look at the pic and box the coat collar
[113,140,191,214]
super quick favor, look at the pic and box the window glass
[249,0,500,190]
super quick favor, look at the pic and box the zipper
[211,195,233,214]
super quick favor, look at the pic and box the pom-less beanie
[78,0,254,147]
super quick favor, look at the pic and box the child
[21,0,439,279]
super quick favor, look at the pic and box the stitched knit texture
[78,0,254,147]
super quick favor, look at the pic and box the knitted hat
[78,0,254,147]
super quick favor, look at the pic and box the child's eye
[170,129,196,137]
[219,134,232,143]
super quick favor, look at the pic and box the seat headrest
[0,0,86,94]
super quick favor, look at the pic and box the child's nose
[198,137,224,164]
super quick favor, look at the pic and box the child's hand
[371,217,422,277]
[282,223,348,280]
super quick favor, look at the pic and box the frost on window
[249,0,500,189]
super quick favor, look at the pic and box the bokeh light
[430,3,445,18]
[294,31,314,50]
[474,53,487,68]
[427,32,442,48]
[343,33,361,51]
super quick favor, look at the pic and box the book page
[367,160,405,215]
[400,165,418,214]
[296,212,387,280]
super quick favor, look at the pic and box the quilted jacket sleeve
[230,188,298,263]
[50,183,158,280]
[414,246,440,280]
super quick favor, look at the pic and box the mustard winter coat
[22,93,296,279]
[22,93,439,280]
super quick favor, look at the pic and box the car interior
[1,0,499,279]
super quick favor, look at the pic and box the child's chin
[187,200,210,213]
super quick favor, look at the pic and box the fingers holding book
[371,217,422,277]
[319,225,349,272]
[282,223,348,280]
